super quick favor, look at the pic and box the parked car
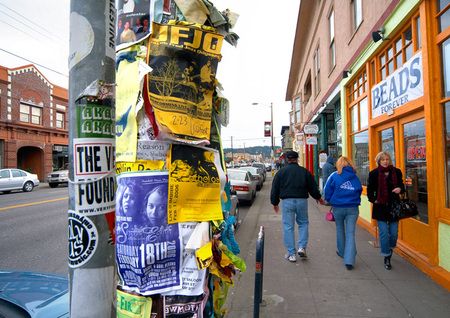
[230,191,240,229]
[239,166,264,190]
[0,168,40,193]
[227,168,257,204]
[251,162,267,181]
[264,162,272,171]
[46,168,69,188]
[0,270,69,318]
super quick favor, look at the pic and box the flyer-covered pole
[68,1,116,317]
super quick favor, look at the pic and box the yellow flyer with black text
[168,144,223,223]
[147,22,223,140]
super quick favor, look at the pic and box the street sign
[303,124,319,134]
[306,136,317,145]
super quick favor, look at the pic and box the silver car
[47,169,69,188]
[239,166,264,191]
[227,169,257,204]
[0,168,40,193]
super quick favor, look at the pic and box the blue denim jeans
[281,198,308,256]
[377,220,398,256]
[333,207,359,266]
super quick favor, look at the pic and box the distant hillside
[223,146,280,157]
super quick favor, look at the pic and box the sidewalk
[225,175,450,318]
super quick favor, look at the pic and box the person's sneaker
[345,264,354,270]
[286,254,296,262]
[297,248,307,259]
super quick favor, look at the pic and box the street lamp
[252,102,274,166]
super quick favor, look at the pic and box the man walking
[270,150,323,262]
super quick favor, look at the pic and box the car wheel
[49,183,58,188]
[23,181,34,192]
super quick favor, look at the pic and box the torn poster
[116,0,153,50]
[116,57,140,162]
[147,22,224,141]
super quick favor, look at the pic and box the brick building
[0,64,68,181]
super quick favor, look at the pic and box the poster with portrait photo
[116,171,182,295]
[117,0,153,50]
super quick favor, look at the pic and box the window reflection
[444,102,450,207]
[403,119,428,223]
[352,130,369,186]
[380,127,396,166]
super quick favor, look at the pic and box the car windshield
[228,170,247,181]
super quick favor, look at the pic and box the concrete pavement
[225,175,450,318]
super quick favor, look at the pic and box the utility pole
[68,1,116,317]
[231,135,234,165]
[270,102,274,164]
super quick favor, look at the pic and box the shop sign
[306,136,317,145]
[407,137,426,162]
[319,152,328,169]
[371,51,423,118]
[303,124,319,134]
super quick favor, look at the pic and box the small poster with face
[116,171,182,295]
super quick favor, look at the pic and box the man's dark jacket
[271,162,321,206]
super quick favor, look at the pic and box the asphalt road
[0,181,256,277]
[0,184,69,275]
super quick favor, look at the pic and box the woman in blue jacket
[324,156,362,270]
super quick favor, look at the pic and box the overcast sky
[0,0,300,149]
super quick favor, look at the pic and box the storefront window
[438,0,450,32]
[404,119,428,223]
[442,38,450,97]
[379,128,396,166]
[377,22,417,81]
[347,68,368,186]
[351,106,358,132]
[351,130,369,186]
[444,102,450,207]
[360,98,368,129]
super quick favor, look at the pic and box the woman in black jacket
[367,151,405,270]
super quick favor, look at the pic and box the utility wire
[0,2,64,43]
[0,9,63,44]
[0,48,68,78]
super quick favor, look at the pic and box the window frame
[313,44,321,96]
[56,111,65,129]
[19,103,42,125]
[329,9,336,71]
[347,68,369,186]
[351,0,363,30]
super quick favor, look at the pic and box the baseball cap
[286,150,298,159]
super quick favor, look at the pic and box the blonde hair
[375,151,392,166]
[336,156,356,174]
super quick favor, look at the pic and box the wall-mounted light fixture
[342,70,351,78]
[372,27,385,43]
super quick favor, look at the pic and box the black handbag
[390,192,419,219]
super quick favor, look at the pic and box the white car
[47,169,69,188]
[0,168,40,193]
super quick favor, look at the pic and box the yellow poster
[116,58,140,162]
[147,22,224,141]
[168,144,223,223]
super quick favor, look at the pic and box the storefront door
[375,112,431,258]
